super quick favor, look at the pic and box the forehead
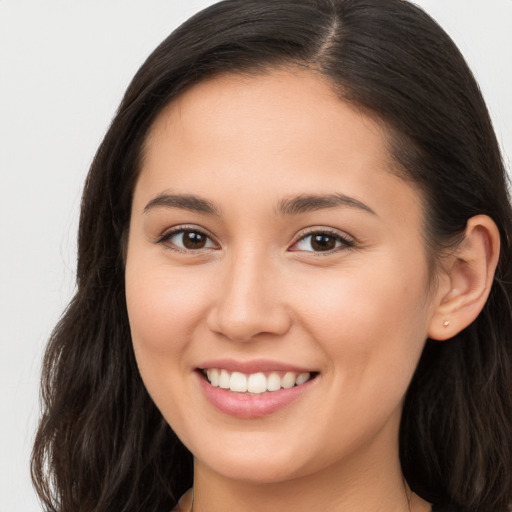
[141,68,398,183]
[152,68,390,148]
[136,68,423,229]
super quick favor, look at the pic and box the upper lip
[197,358,315,374]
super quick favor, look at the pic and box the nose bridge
[208,245,290,341]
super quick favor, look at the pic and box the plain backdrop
[0,1,510,510]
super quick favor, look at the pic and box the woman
[31,1,512,511]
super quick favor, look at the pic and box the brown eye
[161,229,217,251]
[291,231,354,253]
[182,230,207,249]
[311,234,336,251]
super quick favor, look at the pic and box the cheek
[292,253,431,380]
[125,255,210,356]
[124,251,211,423]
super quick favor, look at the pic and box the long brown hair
[32,1,512,511]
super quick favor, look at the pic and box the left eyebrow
[143,193,220,216]
[276,193,377,216]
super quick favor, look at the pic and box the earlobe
[428,215,500,341]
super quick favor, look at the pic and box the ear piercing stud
[443,320,450,327]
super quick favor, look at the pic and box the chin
[190,434,315,484]
[204,455,310,485]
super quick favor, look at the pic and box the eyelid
[155,224,355,254]
[289,227,356,253]
[157,224,220,251]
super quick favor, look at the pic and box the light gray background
[1,1,510,510]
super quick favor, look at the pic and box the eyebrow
[144,193,220,216]
[277,193,376,216]
[143,192,376,217]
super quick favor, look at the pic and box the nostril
[206,307,292,343]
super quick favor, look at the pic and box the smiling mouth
[200,368,318,394]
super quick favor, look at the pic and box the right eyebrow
[276,193,377,217]
[143,193,221,216]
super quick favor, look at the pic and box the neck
[191,416,430,512]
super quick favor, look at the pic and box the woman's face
[125,69,441,484]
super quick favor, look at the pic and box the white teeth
[219,369,230,389]
[281,372,296,389]
[209,368,220,387]
[229,371,247,392]
[267,372,281,391]
[247,372,267,393]
[296,372,310,386]
[204,369,312,393]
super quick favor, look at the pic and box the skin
[125,68,470,512]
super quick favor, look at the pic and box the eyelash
[157,226,355,254]
[289,229,355,254]
[157,226,218,253]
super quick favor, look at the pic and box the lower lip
[197,372,316,419]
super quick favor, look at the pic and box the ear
[428,215,500,341]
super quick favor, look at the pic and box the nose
[206,251,292,342]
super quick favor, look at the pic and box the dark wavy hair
[31,1,512,511]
